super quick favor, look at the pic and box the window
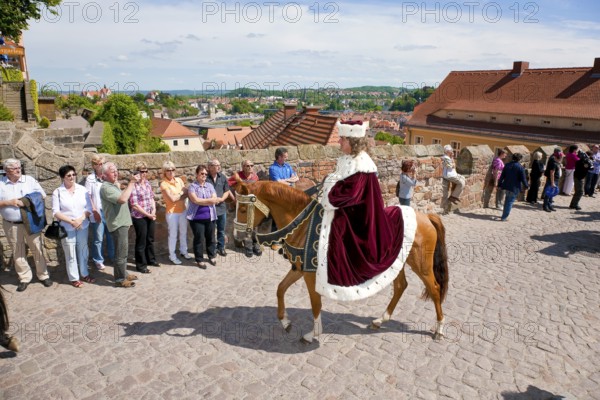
[415,136,424,145]
[514,117,522,124]
[572,122,583,128]
[173,140,178,146]
[542,120,551,125]
[450,141,461,158]
[184,139,189,145]
[490,116,497,122]
[432,138,442,145]
[466,113,474,119]
[446,112,454,118]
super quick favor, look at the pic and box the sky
[21,0,600,94]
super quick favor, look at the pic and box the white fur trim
[337,121,368,138]
[316,152,417,301]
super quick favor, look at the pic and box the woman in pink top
[562,145,579,195]
[483,148,507,208]
[160,161,191,265]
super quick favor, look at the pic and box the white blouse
[52,184,93,232]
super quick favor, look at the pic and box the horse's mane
[254,181,311,208]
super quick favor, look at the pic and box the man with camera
[100,162,141,288]
[569,149,593,211]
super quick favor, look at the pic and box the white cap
[337,121,367,138]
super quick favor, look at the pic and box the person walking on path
[483,148,507,208]
[498,153,529,221]
[526,151,545,204]
[569,150,593,211]
[585,144,600,197]
[543,149,564,212]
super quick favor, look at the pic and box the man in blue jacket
[498,153,529,221]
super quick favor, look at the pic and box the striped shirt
[128,180,155,219]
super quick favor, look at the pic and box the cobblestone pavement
[1,194,599,399]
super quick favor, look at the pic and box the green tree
[97,121,117,154]
[56,94,97,117]
[231,99,254,114]
[0,0,62,40]
[375,131,404,145]
[93,94,151,154]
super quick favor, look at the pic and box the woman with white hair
[441,144,465,205]
[160,161,191,264]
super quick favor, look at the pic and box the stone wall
[0,122,502,267]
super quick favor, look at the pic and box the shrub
[0,103,15,121]
[39,117,50,128]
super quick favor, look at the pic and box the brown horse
[1,286,20,352]
[233,178,449,342]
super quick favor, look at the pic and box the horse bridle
[233,193,270,234]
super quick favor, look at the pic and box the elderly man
[0,159,52,292]
[100,162,140,287]
[441,144,466,206]
[268,148,298,250]
[207,159,233,257]
[85,154,114,270]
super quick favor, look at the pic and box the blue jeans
[215,213,226,251]
[61,227,90,281]
[90,213,114,265]
[399,198,411,206]
[585,172,599,196]
[501,191,517,220]
[543,183,555,209]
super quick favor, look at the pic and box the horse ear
[232,173,249,195]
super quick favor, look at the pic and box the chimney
[303,105,321,115]
[283,103,297,120]
[592,57,600,78]
[511,61,529,77]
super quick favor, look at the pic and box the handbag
[44,189,67,240]
[44,220,67,240]
[544,185,559,198]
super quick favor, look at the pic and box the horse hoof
[300,337,313,345]
[433,332,443,341]
[4,337,19,352]
[369,322,381,330]
[284,324,293,333]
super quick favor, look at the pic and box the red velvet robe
[327,172,404,286]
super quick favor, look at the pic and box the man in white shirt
[0,159,52,292]
[85,155,114,270]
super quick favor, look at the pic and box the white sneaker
[170,258,182,265]
[180,253,193,260]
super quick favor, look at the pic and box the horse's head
[233,175,270,235]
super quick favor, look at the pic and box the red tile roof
[241,105,339,149]
[206,126,253,147]
[409,59,600,142]
[150,117,198,138]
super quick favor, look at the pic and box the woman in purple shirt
[186,165,220,269]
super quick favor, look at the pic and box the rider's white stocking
[302,314,322,342]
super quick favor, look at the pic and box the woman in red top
[562,144,579,195]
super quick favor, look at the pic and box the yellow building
[406,58,600,155]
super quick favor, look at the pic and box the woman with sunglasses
[160,161,191,265]
[52,165,94,288]
[186,165,220,269]
[129,161,158,274]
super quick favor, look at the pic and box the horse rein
[233,193,270,234]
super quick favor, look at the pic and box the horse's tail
[0,285,9,334]
[424,214,449,303]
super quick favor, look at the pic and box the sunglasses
[139,170,148,173]
[244,164,254,167]
[65,173,77,178]
[165,169,175,172]
[198,172,207,176]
